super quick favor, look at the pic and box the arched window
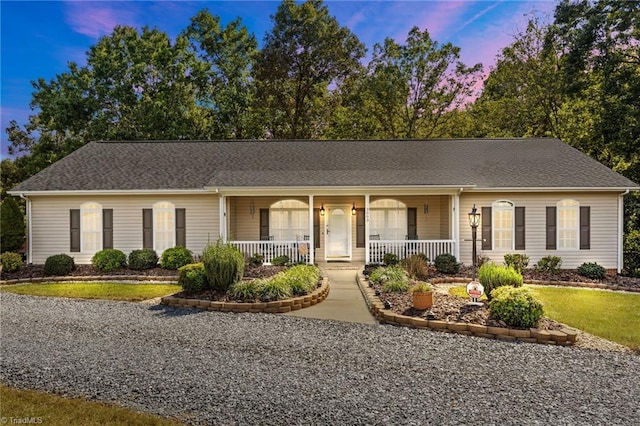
[270,199,309,240]
[81,202,102,253]
[370,199,407,240]
[558,199,579,249]
[154,201,175,253]
[492,200,514,250]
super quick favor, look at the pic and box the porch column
[365,194,370,264]
[452,193,460,261]
[219,195,227,242]
[308,194,314,265]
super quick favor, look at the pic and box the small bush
[272,255,290,266]
[178,262,208,294]
[44,254,75,276]
[248,253,264,267]
[91,249,126,272]
[0,252,23,273]
[128,249,159,270]
[383,253,399,266]
[503,253,530,274]
[403,254,429,279]
[1,196,25,253]
[228,279,262,301]
[277,264,320,296]
[478,262,523,301]
[489,286,544,328]
[434,253,460,274]
[382,280,410,292]
[623,229,640,277]
[535,256,562,274]
[202,240,245,292]
[369,265,408,285]
[160,246,194,270]
[259,278,291,301]
[577,262,607,280]
[409,281,433,293]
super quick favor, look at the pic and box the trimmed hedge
[160,246,194,270]
[489,286,544,328]
[0,252,23,273]
[434,253,460,274]
[535,256,562,274]
[577,262,606,280]
[178,262,208,294]
[44,254,75,276]
[92,249,127,272]
[128,249,159,270]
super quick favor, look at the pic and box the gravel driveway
[1,293,638,425]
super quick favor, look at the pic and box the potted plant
[409,281,433,310]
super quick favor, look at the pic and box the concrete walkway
[285,265,377,324]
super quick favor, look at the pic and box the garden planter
[412,291,433,310]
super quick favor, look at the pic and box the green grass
[449,285,640,349]
[0,384,182,425]
[0,282,181,301]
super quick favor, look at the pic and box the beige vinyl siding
[458,192,620,270]
[29,194,219,264]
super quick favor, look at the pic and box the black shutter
[259,209,269,240]
[580,206,590,250]
[314,208,320,249]
[143,209,153,249]
[356,208,365,248]
[70,209,80,252]
[176,208,186,247]
[481,207,492,250]
[514,207,525,250]
[103,209,113,249]
[546,206,557,250]
[407,207,417,239]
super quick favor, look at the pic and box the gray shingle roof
[10,138,639,192]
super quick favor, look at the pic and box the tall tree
[253,0,365,139]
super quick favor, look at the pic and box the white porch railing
[368,240,456,264]
[231,240,311,264]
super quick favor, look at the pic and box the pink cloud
[64,1,139,39]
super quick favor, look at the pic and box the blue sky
[0,0,557,158]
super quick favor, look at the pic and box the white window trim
[557,199,579,250]
[369,199,407,240]
[153,201,175,254]
[80,201,102,253]
[492,200,514,251]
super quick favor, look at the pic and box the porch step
[316,262,364,271]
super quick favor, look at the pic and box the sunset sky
[1,1,558,156]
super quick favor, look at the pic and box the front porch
[221,193,460,265]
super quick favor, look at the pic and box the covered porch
[221,191,460,265]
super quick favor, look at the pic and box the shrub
[1,196,25,253]
[434,253,460,274]
[577,262,607,280]
[409,281,433,293]
[248,253,264,267]
[403,254,429,279]
[202,240,245,292]
[623,229,640,277]
[503,253,530,274]
[160,246,194,270]
[272,255,290,266]
[228,279,262,301]
[91,249,126,272]
[276,264,320,296]
[44,254,75,276]
[382,280,410,292]
[535,256,562,274]
[478,262,523,301]
[178,263,207,294]
[383,253,399,266]
[489,286,544,328]
[128,249,159,270]
[0,252,23,273]
[259,278,291,301]
[369,265,408,285]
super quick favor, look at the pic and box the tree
[253,0,365,139]
[1,196,25,253]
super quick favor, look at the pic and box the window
[154,201,175,253]
[81,202,102,253]
[370,199,407,240]
[558,199,579,250]
[270,200,309,240]
[492,201,514,250]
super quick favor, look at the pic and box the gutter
[618,189,630,274]
[18,193,32,264]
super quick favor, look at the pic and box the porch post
[452,193,460,261]
[308,194,314,265]
[219,195,227,242]
[365,194,370,264]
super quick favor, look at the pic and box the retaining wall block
[428,320,448,330]
[487,326,511,337]
[508,329,531,339]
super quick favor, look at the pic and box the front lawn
[0,282,181,301]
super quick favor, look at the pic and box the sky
[0,0,558,158]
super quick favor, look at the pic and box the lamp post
[468,204,481,280]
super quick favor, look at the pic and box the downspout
[618,190,629,274]
[19,194,32,264]
[453,188,463,262]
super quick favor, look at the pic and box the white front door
[326,205,351,259]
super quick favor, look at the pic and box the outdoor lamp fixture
[320,204,325,216]
[423,203,429,214]
[351,203,357,215]
[249,200,255,219]
[468,204,481,280]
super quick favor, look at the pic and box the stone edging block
[355,273,575,346]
